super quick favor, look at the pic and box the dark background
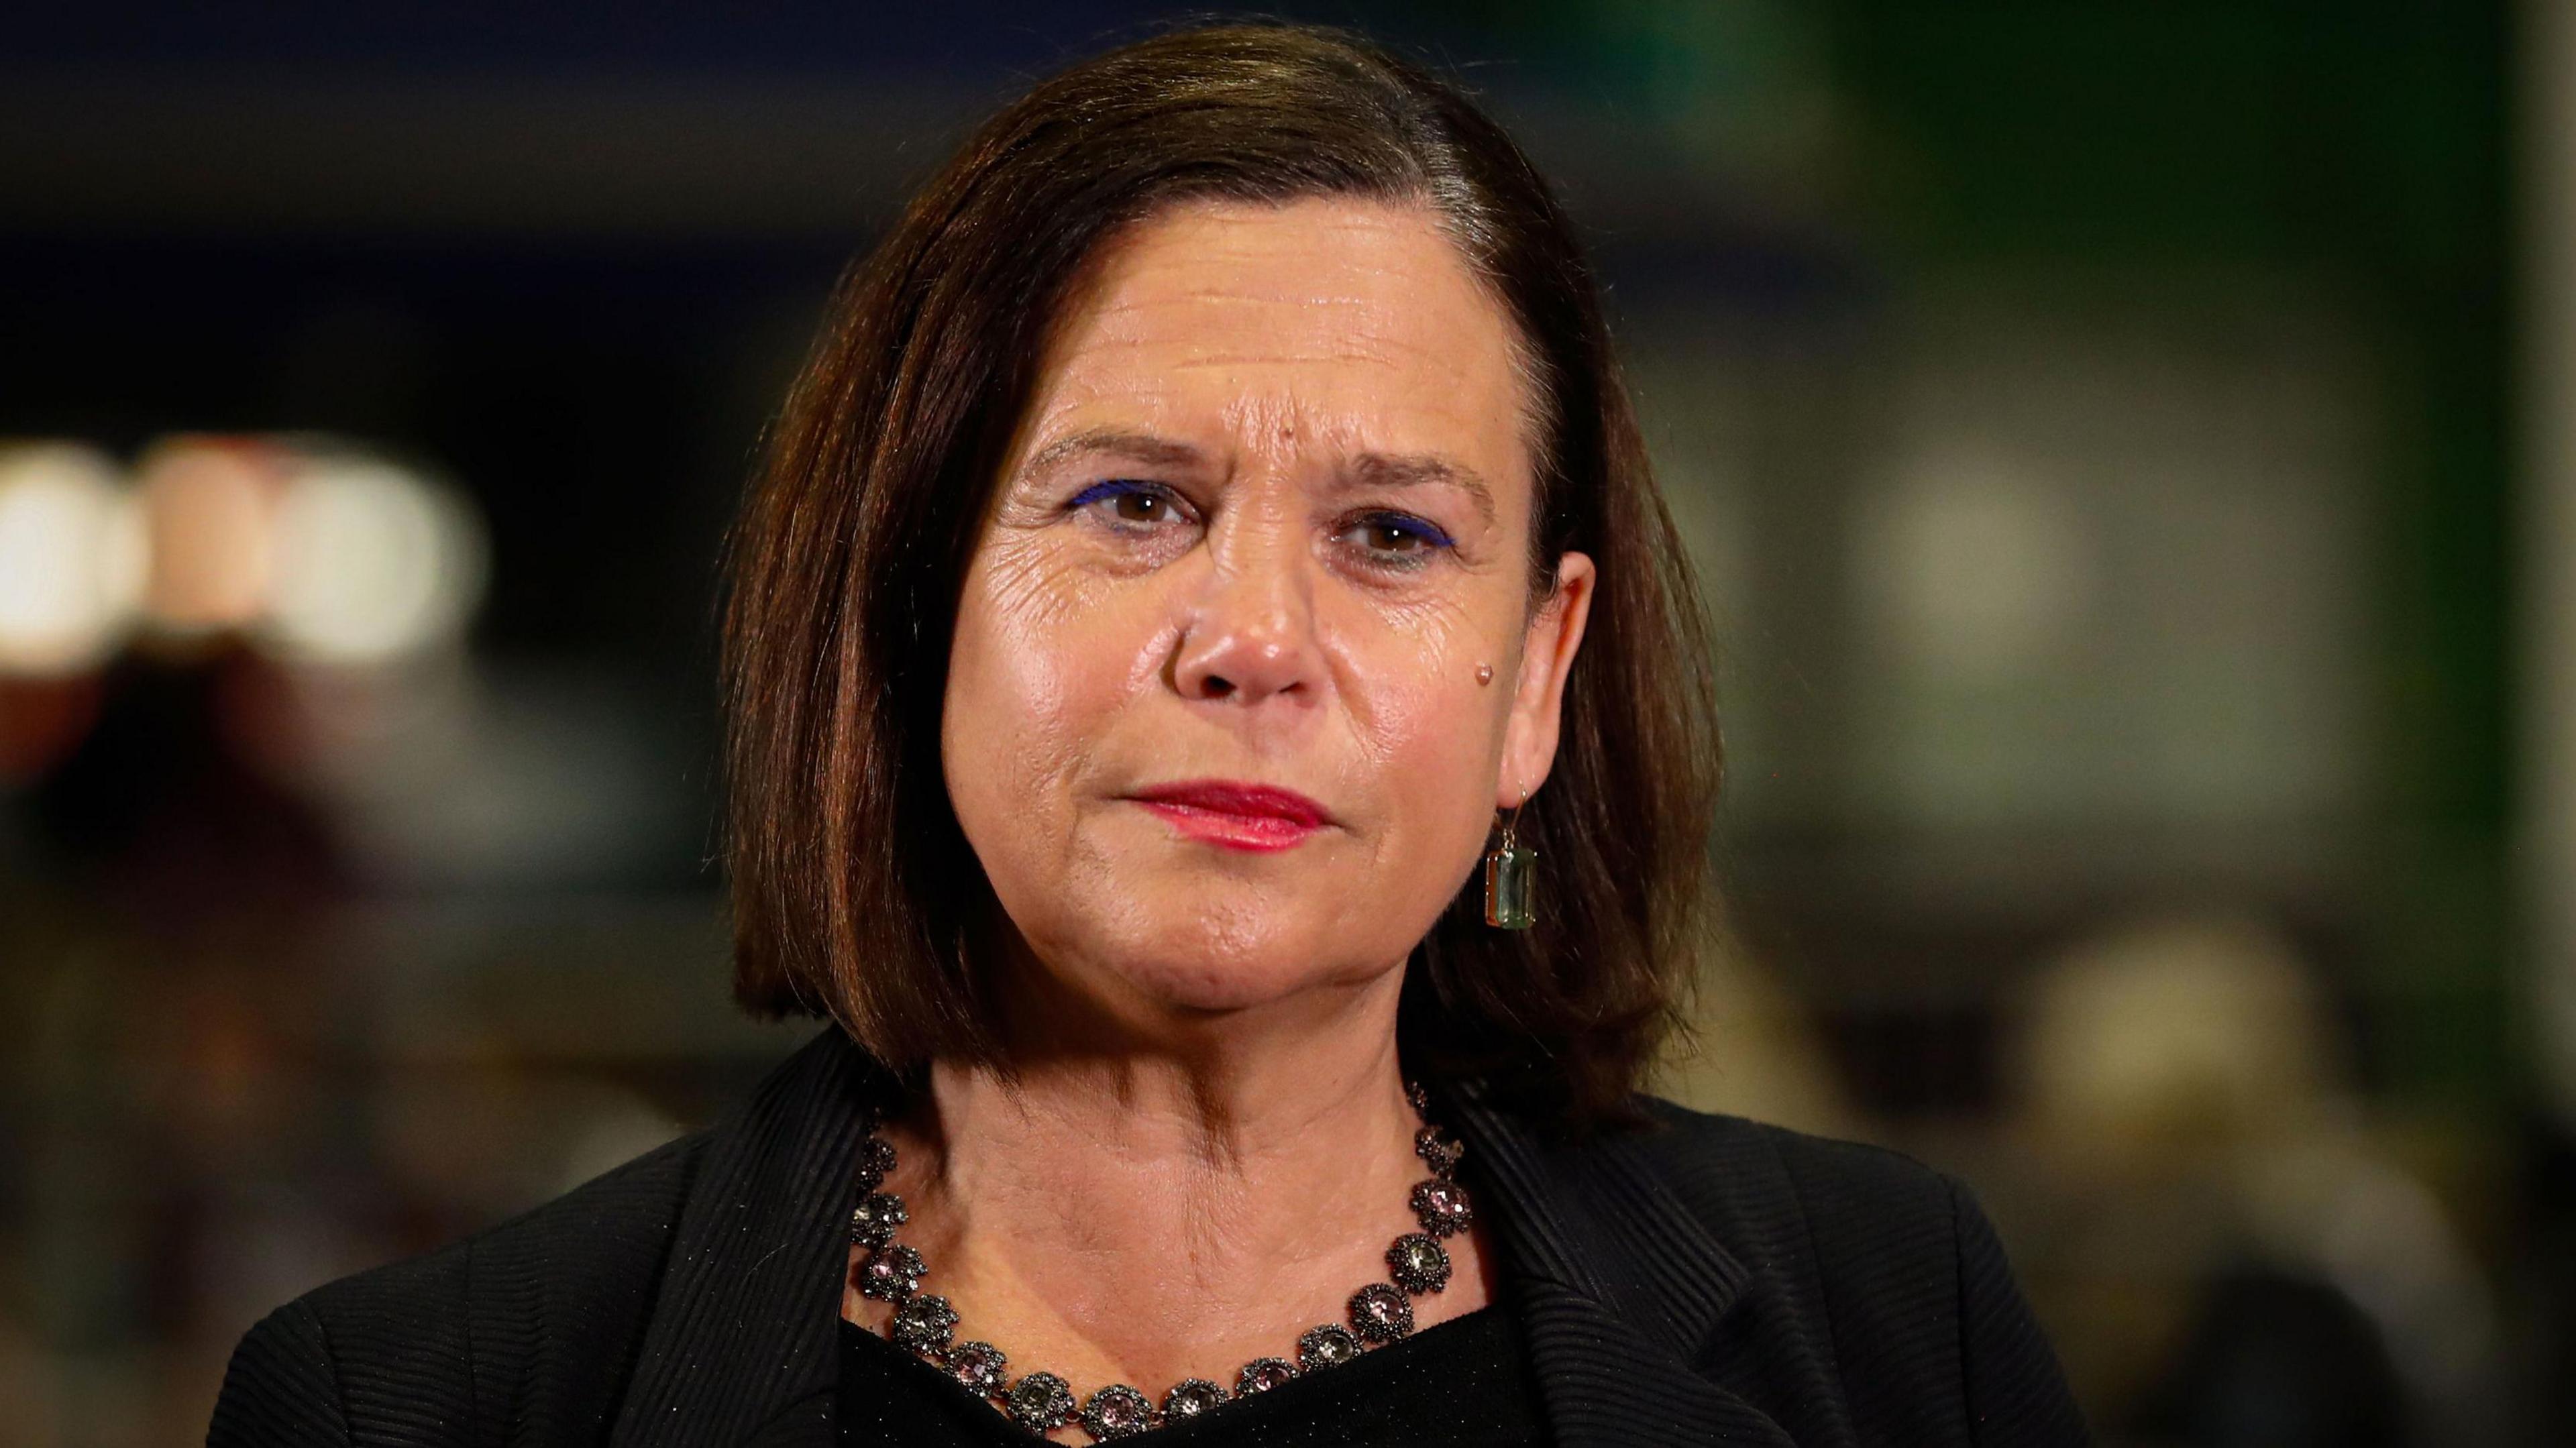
[0,3,2553,1443]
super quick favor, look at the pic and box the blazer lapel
[1444,1082,1806,1448]
[610,1029,890,1448]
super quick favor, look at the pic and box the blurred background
[0,1,2558,1442]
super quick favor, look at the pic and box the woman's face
[943,194,1593,1027]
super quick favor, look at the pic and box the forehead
[1019,194,1534,478]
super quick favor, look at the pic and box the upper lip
[1126,779,1332,827]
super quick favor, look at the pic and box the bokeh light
[0,443,145,677]
[136,437,280,639]
[259,451,487,666]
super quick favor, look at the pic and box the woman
[211,23,2084,1448]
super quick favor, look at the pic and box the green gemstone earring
[1482,802,1536,930]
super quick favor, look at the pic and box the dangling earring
[1483,801,1536,930]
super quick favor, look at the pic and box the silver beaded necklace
[846,1080,1478,1440]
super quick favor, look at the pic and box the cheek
[944,544,1158,832]
[1326,600,1515,864]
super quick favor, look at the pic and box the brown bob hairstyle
[721,21,1719,1128]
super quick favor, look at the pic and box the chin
[1087,907,1397,1016]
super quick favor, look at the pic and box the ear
[1497,551,1595,808]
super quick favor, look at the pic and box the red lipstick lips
[1128,780,1330,852]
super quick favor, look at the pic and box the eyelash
[1063,480,1456,569]
[1340,510,1456,566]
[1066,479,1177,515]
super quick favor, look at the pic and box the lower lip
[1134,801,1322,852]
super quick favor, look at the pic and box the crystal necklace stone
[1161,1378,1229,1418]
[849,1191,908,1249]
[1235,1356,1297,1396]
[1348,1282,1415,1343]
[1409,1178,1474,1237]
[1078,1384,1156,1439]
[1414,1126,1465,1177]
[945,1340,1009,1396]
[853,1136,896,1194]
[856,1243,924,1302]
[1007,1371,1076,1431]
[1387,1232,1452,1294]
[889,1294,957,1353]
[1295,1323,1362,1371]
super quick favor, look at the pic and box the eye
[1339,510,1455,565]
[1067,480,1188,526]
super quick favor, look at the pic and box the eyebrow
[1344,451,1497,526]
[1020,427,1205,478]
[1020,427,1498,526]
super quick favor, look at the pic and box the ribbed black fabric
[209,1028,2088,1447]
[209,1133,700,1448]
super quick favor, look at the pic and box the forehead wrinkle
[1084,288,1391,341]
[1091,317,1472,371]
[1030,200,1542,510]
[1199,390,1509,509]
[1090,272,1499,351]
[1028,371,1523,522]
[1116,290,1489,344]
[1152,350,1458,384]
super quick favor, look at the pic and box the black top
[209,1027,2089,1447]
[835,1304,1550,1446]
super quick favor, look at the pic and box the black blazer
[209,1028,2088,1447]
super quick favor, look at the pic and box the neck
[919,959,1421,1304]
[853,957,1495,1395]
[958,942,1417,1168]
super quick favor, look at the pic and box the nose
[1169,518,1320,708]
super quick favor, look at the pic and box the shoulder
[296,1126,704,1341]
[209,1130,708,1446]
[1603,1097,1974,1323]
[1627,1094,1960,1221]
[1611,1097,2090,1445]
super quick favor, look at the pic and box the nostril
[1202,675,1236,699]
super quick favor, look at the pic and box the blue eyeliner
[1068,479,1152,509]
[1362,512,1455,551]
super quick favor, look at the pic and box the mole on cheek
[1475,663,1494,686]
